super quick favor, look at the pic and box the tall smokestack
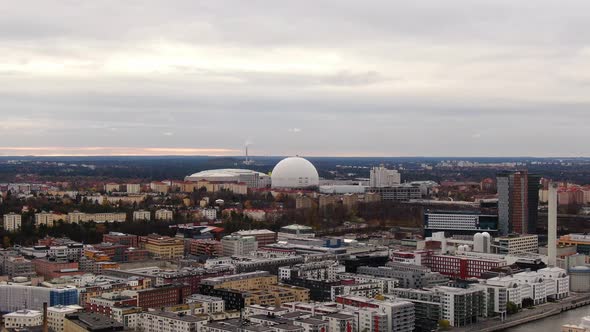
[548,182,558,267]
[43,302,48,332]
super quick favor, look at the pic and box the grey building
[357,263,448,289]
[367,185,421,201]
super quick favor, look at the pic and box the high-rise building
[155,209,174,221]
[369,166,401,187]
[527,173,541,234]
[3,213,22,232]
[133,210,151,221]
[125,183,141,194]
[497,171,540,235]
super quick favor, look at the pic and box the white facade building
[538,267,570,300]
[185,169,271,189]
[133,210,151,221]
[369,166,401,187]
[35,211,63,227]
[48,305,83,332]
[292,318,328,332]
[185,294,225,314]
[221,235,258,256]
[139,311,206,332]
[484,267,569,306]
[3,213,22,231]
[201,208,217,221]
[126,183,141,194]
[111,307,142,330]
[324,313,356,332]
[279,261,345,281]
[495,235,539,255]
[155,209,174,221]
[3,310,43,328]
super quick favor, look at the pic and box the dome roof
[186,168,268,179]
[271,157,319,189]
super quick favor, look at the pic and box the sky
[1,0,590,157]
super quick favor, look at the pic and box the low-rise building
[2,255,35,278]
[67,212,127,224]
[102,232,139,248]
[391,286,486,329]
[185,294,225,313]
[221,235,258,256]
[3,310,43,329]
[335,295,415,332]
[139,311,207,332]
[189,240,223,257]
[495,234,539,254]
[559,234,590,255]
[141,235,185,259]
[64,312,124,332]
[232,230,277,246]
[48,305,84,332]
[424,254,507,279]
[279,261,345,281]
[111,307,142,330]
[32,259,81,279]
[130,284,192,309]
[324,313,356,332]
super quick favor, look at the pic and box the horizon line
[0,154,587,159]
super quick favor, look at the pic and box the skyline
[2,1,590,157]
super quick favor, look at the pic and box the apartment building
[3,213,22,231]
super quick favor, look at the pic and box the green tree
[506,301,519,315]
[438,319,451,330]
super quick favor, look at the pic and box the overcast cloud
[1,0,590,157]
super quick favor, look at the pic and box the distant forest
[1,156,590,184]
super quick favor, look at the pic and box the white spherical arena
[271,157,319,189]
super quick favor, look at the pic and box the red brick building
[86,295,137,316]
[103,232,139,248]
[424,254,506,279]
[32,259,81,279]
[123,248,149,262]
[135,284,191,309]
[189,239,223,256]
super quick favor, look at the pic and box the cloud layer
[1,0,590,156]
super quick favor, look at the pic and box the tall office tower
[527,173,541,234]
[497,171,539,235]
[369,165,401,187]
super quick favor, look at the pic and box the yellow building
[142,235,185,259]
[266,284,309,302]
[201,271,309,307]
[204,271,277,291]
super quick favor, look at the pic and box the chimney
[548,182,558,267]
[43,302,48,332]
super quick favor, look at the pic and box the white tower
[548,182,558,267]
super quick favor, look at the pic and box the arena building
[185,169,271,189]
[271,157,319,189]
